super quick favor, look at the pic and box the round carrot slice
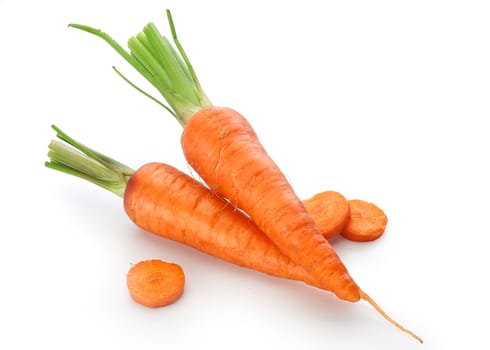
[303,191,350,239]
[127,259,185,308]
[341,199,388,242]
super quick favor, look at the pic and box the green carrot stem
[111,66,175,116]
[45,125,134,197]
[165,9,208,106]
[69,9,211,126]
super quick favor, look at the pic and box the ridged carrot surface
[182,107,360,302]
[124,162,316,285]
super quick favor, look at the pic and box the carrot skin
[124,162,320,287]
[181,107,360,302]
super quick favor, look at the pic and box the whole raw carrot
[45,126,316,287]
[181,106,359,301]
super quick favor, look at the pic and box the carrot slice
[341,199,388,242]
[126,259,185,308]
[303,191,350,240]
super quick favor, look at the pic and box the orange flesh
[303,191,351,240]
[342,199,388,242]
[126,259,185,308]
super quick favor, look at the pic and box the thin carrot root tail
[360,290,423,344]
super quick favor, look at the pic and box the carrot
[341,199,388,242]
[127,259,185,308]
[45,126,317,287]
[125,162,318,283]
[180,107,363,301]
[68,10,422,342]
[302,191,350,240]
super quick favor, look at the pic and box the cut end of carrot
[341,199,388,242]
[360,290,423,343]
[127,259,185,308]
[303,191,350,240]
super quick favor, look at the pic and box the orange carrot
[69,11,422,342]
[127,259,185,308]
[180,107,362,302]
[303,191,350,240]
[45,127,316,286]
[46,126,421,342]
[341,199,388,242]
[124,162,317,284]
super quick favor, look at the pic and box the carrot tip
[360,290,423,344]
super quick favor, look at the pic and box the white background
[1,0,489,349]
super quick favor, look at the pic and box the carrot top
[45,125,134,196]
[69,10,210,126]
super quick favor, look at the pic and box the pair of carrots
[47,9,422,343]
[47,127,384,304]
